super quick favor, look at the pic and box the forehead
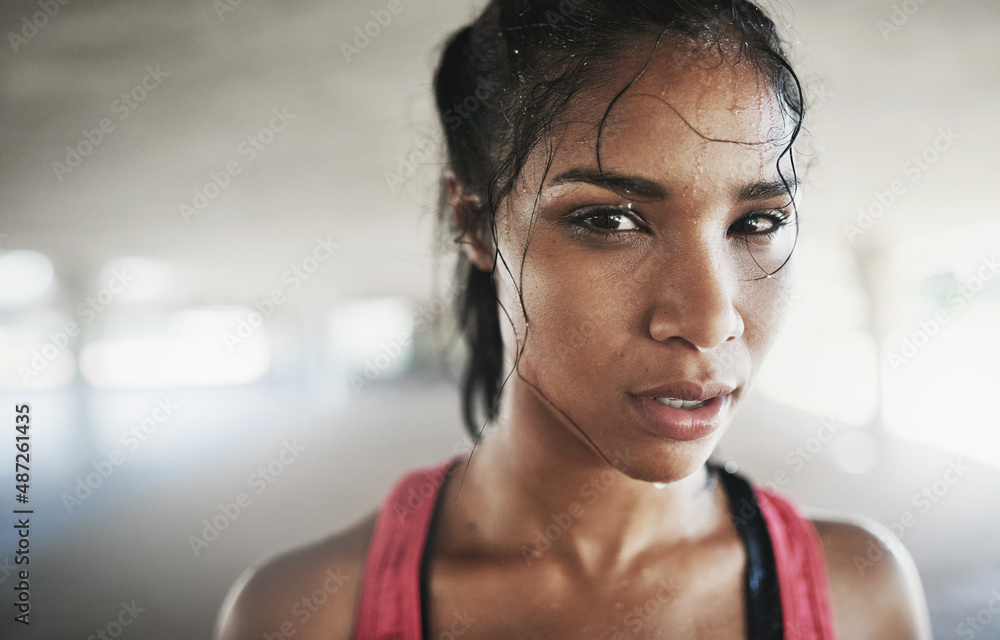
[523,39,793,191]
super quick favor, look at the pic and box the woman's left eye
[731,210,794,236]
[569,207,643,234]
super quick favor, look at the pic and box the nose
[647,243,745,352]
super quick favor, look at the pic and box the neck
[450,379,726,575]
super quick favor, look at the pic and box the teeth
[653,397,708,410]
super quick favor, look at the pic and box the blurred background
[1,0,998,637]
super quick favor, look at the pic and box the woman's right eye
[568,207,644,235]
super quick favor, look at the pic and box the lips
[633,380,736,403]
[629,380,737,441]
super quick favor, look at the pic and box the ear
[446,171,495,272]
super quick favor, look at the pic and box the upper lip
[632,380,736,403]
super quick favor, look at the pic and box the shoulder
[213,511,377,640]
[809,511,933,640]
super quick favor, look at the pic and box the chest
[424,542,748,640]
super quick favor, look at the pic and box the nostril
[650,303,744,351]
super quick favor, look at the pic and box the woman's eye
[731,211,794,236]
[571,207,642,233]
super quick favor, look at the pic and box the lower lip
[630,394,731,442]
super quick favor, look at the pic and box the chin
[604,434,721,486]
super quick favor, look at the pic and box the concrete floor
[2,377,999,639]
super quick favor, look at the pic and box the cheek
[741,262,796,370]
[508,242,639,386]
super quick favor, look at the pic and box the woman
[216,1,932,637]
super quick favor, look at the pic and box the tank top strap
[754,485,839,639]
[352,457,459,640]
[714,464,785,638]
[714,463,838,639]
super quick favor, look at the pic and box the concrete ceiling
[0,0,997,308]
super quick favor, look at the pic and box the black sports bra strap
[711,462,784,639]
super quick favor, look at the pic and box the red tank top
[352,457,837,639]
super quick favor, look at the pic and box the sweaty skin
[215,37,932,640]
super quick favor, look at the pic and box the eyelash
[567,207,646,239]
[731,209,798,238]
[567,206,796,240]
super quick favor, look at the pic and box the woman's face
[482,40,798,483]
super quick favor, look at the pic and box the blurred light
[883,298,1000,467]
[0,250,55,307]
[758,327,879,425]
[831,431,881,475]
[755,248,878,425]
[0,324,76,390]
[328,297,415,381]
[98,256,193,302]
[79,307,270,388]
[891,218,1000,281]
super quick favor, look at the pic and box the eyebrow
[549,167,799,203]
[737,178,799,202]
[549,168,668,199]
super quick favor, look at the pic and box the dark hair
[433,0,805,438]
